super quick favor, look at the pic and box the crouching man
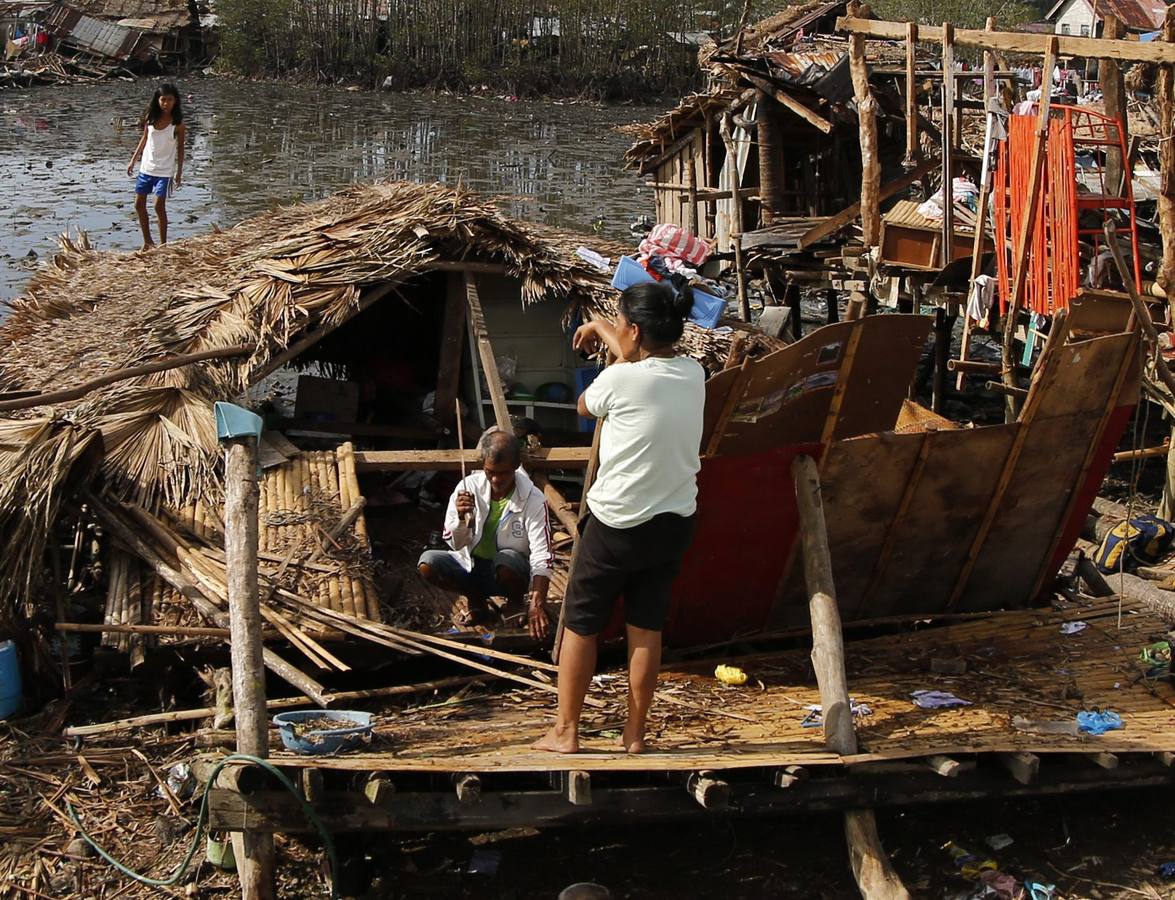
[418,429,553,637]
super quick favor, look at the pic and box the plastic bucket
[0,640,21,720]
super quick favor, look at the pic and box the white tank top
[140,123,177,177]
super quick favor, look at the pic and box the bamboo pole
[1001,37,1058,423]
[941,22,955,267]
[0,343,253,412]
[333,447,359,618]
[957,18,998,390]
[719,113,751,322]
[64,674,483,738]
[223,435,275,900]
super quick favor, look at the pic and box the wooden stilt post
[848,7,881,248]
[719,113,752,322]
[757,90,783,226]
[904,22,919,167]
[792,455,910,900]
[1002,37,1058,423]
[786,280,803,340]
[941,22,956,268]
[1158,7,1175,323]
[221,425,276,900]
[932,306,950,413]
[1100,15,1128,196]
[685,150,700,236]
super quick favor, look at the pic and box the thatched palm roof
[0,180,762,603]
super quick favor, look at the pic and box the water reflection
[0,79,657,301]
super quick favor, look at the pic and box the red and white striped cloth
[638,223,711,267]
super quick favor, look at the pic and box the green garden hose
[64,753,339,898]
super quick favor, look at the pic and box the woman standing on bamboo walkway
[535,282,704,754]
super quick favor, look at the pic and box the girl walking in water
[126,83,185,249]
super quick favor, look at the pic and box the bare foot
[533,725,579,754]
[139,241,155,252]
[619,728,646,754]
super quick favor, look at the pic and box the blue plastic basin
[0,640,21,720]
[273,710,373,755]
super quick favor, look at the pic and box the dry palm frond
[84,386,220,510]
[0,420,100,603]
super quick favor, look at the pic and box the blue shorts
[418,548,529,599]
[135,173,171,197]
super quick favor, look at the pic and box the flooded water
[0,79,660,302]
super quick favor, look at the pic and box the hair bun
[670,280,694,321]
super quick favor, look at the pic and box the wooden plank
[858,433,931,612]
[353,447,590,472]
[743,74,833,133]
[464,272,511,432]
[712,316,928,459]
[836,16,1175,64]
[1025,334,1137,601]
[904,22,918,165]
[947,313,1071,610]
[209,762,1175,832]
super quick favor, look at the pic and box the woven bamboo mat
[267,596,1175,773]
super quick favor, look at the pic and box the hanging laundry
[967,274,997,327]
[638,223,711,267]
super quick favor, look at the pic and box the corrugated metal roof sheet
[764,49,841,79]
[1098,0,1167,31]
[44,3,142,59]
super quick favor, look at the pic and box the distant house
[1044,0,1167,36]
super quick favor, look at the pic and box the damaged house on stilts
[4,16,1175,879]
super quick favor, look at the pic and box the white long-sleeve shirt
[442,468,554,581]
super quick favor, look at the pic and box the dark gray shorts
[563,512,696,636]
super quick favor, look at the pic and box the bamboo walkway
[263,595,1175,774]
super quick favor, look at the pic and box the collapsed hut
[0,180,771,694]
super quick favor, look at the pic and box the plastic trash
[1156,862,1175,879]
[985,834,1014,851]
[158,762,194,801]
[714,664,747,686]
[1059,621,1088,634]
[575,247,611,273]
[0,640,21,720]
[912,690,972,709]
[1076,709,1123,735]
